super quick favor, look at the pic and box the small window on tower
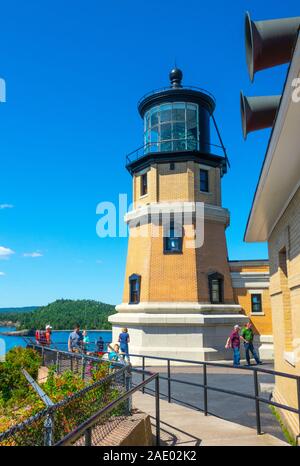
[208,272,224,304]
[200,169,209,192]
[251,294,262,313]
[164,220,183,254]
[129,274,141,304]
[141,173,148,196]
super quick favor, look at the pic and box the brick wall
[268,185,300,439]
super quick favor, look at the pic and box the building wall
[268,186,300,440]
[229,262,272,336]
[122,220,234,303]
[133,162,221,207]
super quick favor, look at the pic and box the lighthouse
[109,68,248,363]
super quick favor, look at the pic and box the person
[45,324,52,346]
[35,328,47,346]
[118,327,130,362]
[107,343,120,372]
[68,324,83,353]
[225,324,241,367]
[82,330,90,353]
[241,321,262,366]
[96,336,105,356]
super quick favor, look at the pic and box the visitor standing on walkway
[82,330,90,353]
[241,322,262,366]
[225,325,241,367]
[96,336,105,356]
[118,327,130,362]
[68,324,83,353]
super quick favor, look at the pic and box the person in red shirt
[225,325,241,367]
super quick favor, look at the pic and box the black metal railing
[27,344,300,439]
[23,336,111,355]
[125,139,227,166]
[132,353,300,438]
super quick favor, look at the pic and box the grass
[269,405,297,446]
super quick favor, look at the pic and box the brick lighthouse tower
[109,68,247,362]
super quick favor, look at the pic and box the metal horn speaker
[245,11,300,81]
[240,91,281,139]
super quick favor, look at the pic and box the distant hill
[0,299,115,330]
[0,306,38,313]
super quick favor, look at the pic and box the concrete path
[133,392,288,446]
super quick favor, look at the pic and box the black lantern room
[126,68,229,176]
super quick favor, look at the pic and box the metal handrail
[137,85,216,107]
[134,352,300,437]
[22,345,300,441]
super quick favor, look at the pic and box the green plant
[0,347,41,403]
[269,405,297,446]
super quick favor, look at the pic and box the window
[129,274,141,304]
[144,102,199,153]
[251,294,262,313]
[164,220,183,254]
[208,272,223,304]
[141,173,148,196]
[200,169,209,192]
[170,162,175,170]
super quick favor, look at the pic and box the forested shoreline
[0,299,115,330]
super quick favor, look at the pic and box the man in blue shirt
[68,324,83,353]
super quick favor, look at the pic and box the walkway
[133,392,288,446]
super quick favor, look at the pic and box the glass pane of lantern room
[160,104,172,123]
[144,129,151,153]
[150,126,159,152]
[187,104,198,150]
[150,107,159,126]
[173,122,186,151]
[172,103,185,121]
[160,122,172,152]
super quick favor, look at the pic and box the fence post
[167,359,171,403]
[44,413,53,446]
[125,365,133,415]
[253,369,262,435]
[81,355,86,380]
[56,351,60,374]
[142,356,145,394]
[155,375,160,446]
[41,346,45,366]
[85,427,92,446]
[203,363,208,416]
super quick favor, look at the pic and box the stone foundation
[109,302,249,365]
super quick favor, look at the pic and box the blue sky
[0,0,298,307]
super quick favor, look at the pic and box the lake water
[0,327,112,354]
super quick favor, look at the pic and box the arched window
[129,274,141,304]
[208,272,224,304]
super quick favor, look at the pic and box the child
[107,343,125,372]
